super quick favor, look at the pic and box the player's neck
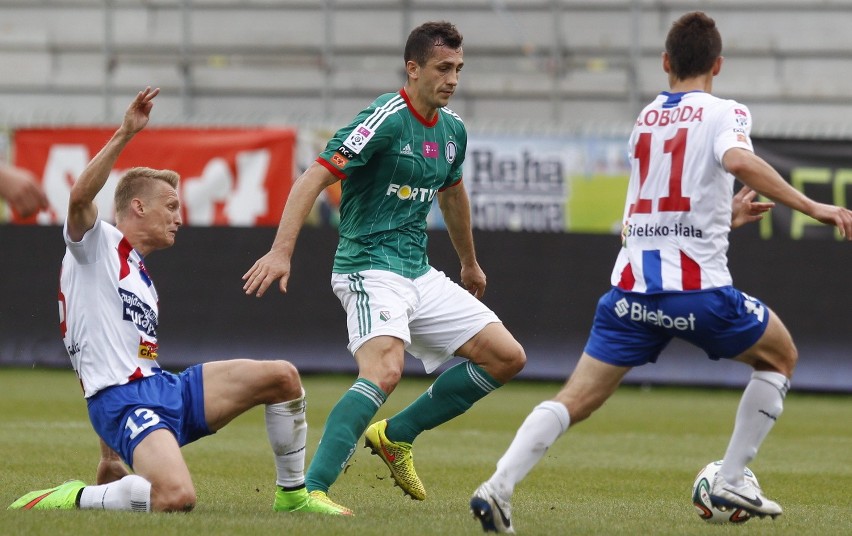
[117,223,152,257]
[402,85,438,122]
[669,73,714,94]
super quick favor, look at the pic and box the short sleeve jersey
[317,88,467,278]
[611,91,754,293]
[59,218,162,398]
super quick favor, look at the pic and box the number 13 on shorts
[125,408,161,440]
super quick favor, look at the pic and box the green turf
[1,367,850,535]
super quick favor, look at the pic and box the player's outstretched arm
[724,148,852,239]
[67,87,159,242]
[243,161,338,297]
[437,180,486,298]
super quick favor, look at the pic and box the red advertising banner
[10,127,296,226]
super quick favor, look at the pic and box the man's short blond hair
[114,167,180,217]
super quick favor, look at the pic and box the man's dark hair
[665,11,722,80]
[404,21,463,66]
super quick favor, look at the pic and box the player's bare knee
[756,344,798,378]
[371,365,403,394]
[152,485,196,513]
[270,360,303,400]
[510,341,526,373]
[496,340,526,380]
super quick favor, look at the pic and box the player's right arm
[95,438,129,484]
[66,87,159,242]
[242,161,339,297]
[723,147,852,239]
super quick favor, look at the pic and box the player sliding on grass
[244,21,525,512]
[8,88,350,516]
[470,11,852,533]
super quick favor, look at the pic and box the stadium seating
[1,1,851,135]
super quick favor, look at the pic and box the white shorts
[331,268,501,373]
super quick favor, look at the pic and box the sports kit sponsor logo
[21,491,56,509]
[119,288,158,336]
[401,143,413,155]
[379,435,396,462]
[614,297,697,331]
[422,141,439,158]
[717,487,764,508]
[623,222,704,238]
[138,339,158,360]
[386,183,438,202]
[493,500,512,529]
[330,152,349,169]
[342,124,374,154]
[336,145,355,159]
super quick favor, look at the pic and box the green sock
[305,379,386,493]
[387,361,501,444]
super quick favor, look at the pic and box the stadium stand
[0,1,851,134]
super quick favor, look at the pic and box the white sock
[489,400,570,499]
[266,390,308,489]
[78,474,151,512]
[720,371,790,487]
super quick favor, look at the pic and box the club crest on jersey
[342,124,374,154]
[445,141,457,163]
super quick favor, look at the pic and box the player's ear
[712,56,723,76]
[131,198,145,216]
[406,59,420,81]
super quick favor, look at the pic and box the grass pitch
[1,367,850,536]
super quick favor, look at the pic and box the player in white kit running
[470,11,852,533]
[8,88,350,516]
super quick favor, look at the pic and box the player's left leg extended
[203,359,352,514]
[370,323,525,499]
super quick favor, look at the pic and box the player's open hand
[123,86,160,135]
[809,202,852,240]
[731,186,774,229]
[242,249,292,297]
[0,165,49,217]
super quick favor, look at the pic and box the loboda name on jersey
[636,105,704,127]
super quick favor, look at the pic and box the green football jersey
[318,89,467,278]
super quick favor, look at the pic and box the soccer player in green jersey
[243,21,526,512]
